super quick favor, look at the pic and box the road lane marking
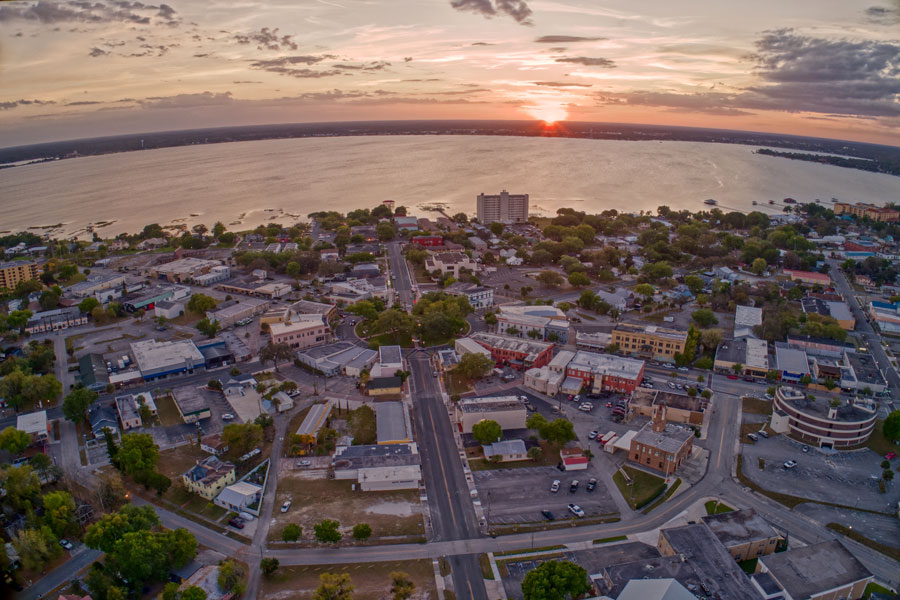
[427,398,460,531]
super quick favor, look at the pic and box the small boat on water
[752,201,758,206]
[704,199,717,205]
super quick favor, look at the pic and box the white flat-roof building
[131,339,204,380]
[734,305,762,339]
[17,411,49,443]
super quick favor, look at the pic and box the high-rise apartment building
[0,261,40,290]
[476,190,529,224]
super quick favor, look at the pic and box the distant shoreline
[1,120,898,177]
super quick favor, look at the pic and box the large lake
[2,135,899,238]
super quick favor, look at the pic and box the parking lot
[474,465,619,524]
[740,436,900,512]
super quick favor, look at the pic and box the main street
[827,258,900,394]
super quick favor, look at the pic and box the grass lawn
[261,559,436,600]
[168,310,203,327]
[612,466,666,511]
[742,397,773,416]
[368,331,414,348]
[446,372,474,396]
[156,443,206,479]
[738,558,758,574]
[862,420,900,456]
[865,582,895,598]
[268,478,424,542]
[155,395,184,427]
[704,500,734,515]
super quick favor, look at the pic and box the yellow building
[181,456,235,500]
[834,202,899,222]
[612,323,687,362]
[0,261,40,290]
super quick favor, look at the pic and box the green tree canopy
[78,297,101,314]
[567,271,590,287]
[536,270,564,288]
[0,426,30,453]
[221,422,263,456]
[521,560,590,600]
[314,519,342,543]
[691,308,718,327]
[455,352,494,380]
[472,419,502,445]
[187,293,217,315]
[390,571,415,600]
[63,387,98,423]
[117,433,159,475]
[352,523,372,540]
[313,572,354,600]
[85,504,160,553]
[883,410,900,441]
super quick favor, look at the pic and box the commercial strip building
[296,341,377,377]
[67,273,127,299]
[375,401,411,445]
[147,257,223,283]
[630,389,708,426]
[332,443,422,491]
[476,190,529,224]
[454,336,492,359]
[455,395,527,434]
[121,284,190,312]
[468,332,555,370]
[444,282,494,309]
[207,298,269,327]
[774,342,811,383]
[0,260,40,289]
[367,376,403,396]
[770,386,877,448]
[733,305,762,339]
[216,279,291,300]
[868,300,900,334]
[714,337,770,378]
[424,252,479,277]
[182,456,236,500]
[269,314,331,350]
[833,201,899,222]
[757,539,873,600]
[800,297,855,330]
[17,411,49,444]
[172,386,213,424]
[628,407,694,476]
[612,323,687,363]
[786,334,854,358]
[782,269,831,286]
[131,338,204,380]
[371,345,403,378]
[564,350,645,394]
[24,307,87,334]
[296,402,332,438]
[574,330,612,351]
[701,509,782,562]
[495,304,569,343]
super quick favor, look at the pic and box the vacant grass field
[268,477,424,542]
[704,500,734,514]
[445,372,473,396]
[612,465,666,510]
[155,395,184,427]
[742,396,773,415]
[156,443,205,479]
[260,559,437,600]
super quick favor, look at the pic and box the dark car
[586,478,597,492]
[228,518,245,529]
[569,480,579,493]
[541,509,555,521]
[743,376,754,382]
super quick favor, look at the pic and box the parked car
[567,503,585,517]
[886,452,897,460]
[586,478,597,492]
[569,480,579,493]
[801,445,810,453]
[550,480,560,493]
[59,539,74,550]
[541,510,555,521]
[743,376,754,382]
[677,367,689,372]
[747,433,759,442]
[228,518,245,529]
[567,394,575,402]
[588,430,599,440]
[757,430,769,439]
[727,374,738,380]
[297,459,311,467]
[667,382,676,389]
[578,403,593,412]
[783,460,798,469]
[281,500,292,513]
[222,413,235,421]
[764,393,774,400]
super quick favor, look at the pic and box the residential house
[182,456,236,500]
[16,411,49,444]
[214,481,262,513]
[482,439,528,462]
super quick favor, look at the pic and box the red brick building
[412,235,443,247]
[469,332,554,370]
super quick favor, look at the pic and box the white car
[550,479,561,493]
[783,460,798,469]
[222,413,235,421]
[59,539,74,551]
[281,500,292,513]
[567,503,585,517]
[578,403,593,412]
[297,459,312,467]
[667,382,676,389]
[588,430,599,440]
[765,393,774,400]
[677,366,689,372]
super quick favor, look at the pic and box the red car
[886,452,897,460]
[567,394,575,402]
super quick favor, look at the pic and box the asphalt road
[827,258,900,393]
[387,241,415,309]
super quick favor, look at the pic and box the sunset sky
[1,0,899,146]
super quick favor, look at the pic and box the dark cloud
[555,56,615,67]
[232,80,262,84]
[234,27,298,51]
[65,100,103,106]
[449,0,533,25]
[193,53,209,58]
[333,61,391,72]
[402,78,444,82]
[0,0,179,25]
[251,55,334,67]
[403,56,413,62]
[0,99,57,110]
[89,47,110,57]
[534,35,605,43]
[470,42,494,46]
[531,81,593,88]
[138,91,234,109]
[865,4,900,24]
[597,29,900,119]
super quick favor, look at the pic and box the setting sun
[526,104,568,125]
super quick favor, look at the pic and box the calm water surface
[2,135,899,238]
